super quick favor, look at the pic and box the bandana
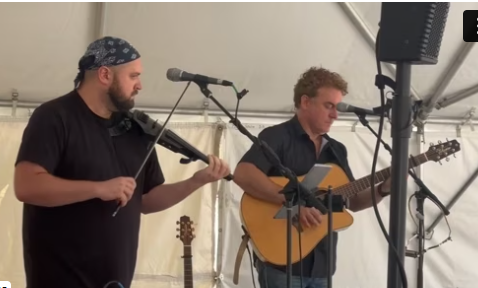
[74,36,141,87]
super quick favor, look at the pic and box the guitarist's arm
[233,128,285,205]
[348,185,386,212]
[336,143,390,212]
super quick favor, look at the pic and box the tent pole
[425,164,478,234]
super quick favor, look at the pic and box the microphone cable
[370,28,408,288]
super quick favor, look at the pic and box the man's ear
[97,66,113,84]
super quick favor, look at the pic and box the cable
[370,28,409,288]
[103,281,125,288]
[405,192,452,253]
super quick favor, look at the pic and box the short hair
[293,67,348,108]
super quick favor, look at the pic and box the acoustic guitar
[239,139,460,266]
[177,215,195,288]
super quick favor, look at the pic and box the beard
[107,78,136,112]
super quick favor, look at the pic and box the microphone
[166,68,233,87]
[336,102,392,117]
[127,110,234,181]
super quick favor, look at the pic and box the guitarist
[233,67,392,288]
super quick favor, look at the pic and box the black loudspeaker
[377,2,450,65]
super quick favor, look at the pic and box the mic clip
[236,89,249,100]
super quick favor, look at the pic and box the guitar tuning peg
[429,142,434,146]
[438,160,442,165]
[176,235,179,238]
[453,153,456,158]
[176,221,179,224]
[438,140,442,144]
[446,157,450,162]
[176,228,179,231]
[446,138,449,142]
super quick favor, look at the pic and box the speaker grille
[423,3,450,60]
[378,2,450,65]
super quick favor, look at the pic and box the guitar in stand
[177,215,195,288]
[234,139,460,266]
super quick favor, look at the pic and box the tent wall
[1,107,477,288]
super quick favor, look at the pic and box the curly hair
[293,67,348,108]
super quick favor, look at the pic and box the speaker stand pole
[387,62,413,288]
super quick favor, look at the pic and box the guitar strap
[233,226,251,285]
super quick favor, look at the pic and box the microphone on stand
[336,102,391,116]
[166,68,234,87]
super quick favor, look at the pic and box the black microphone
[166,68,233,87]
[127,110,234,181]
[336,102,377,115]
[337,102,393,117]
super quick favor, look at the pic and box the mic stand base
[387,62,413,288]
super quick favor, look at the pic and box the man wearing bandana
[14,36,231,288]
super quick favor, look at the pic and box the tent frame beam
[1,99,478,126]
[435,83,478,110]
[416,42,476,125]
[426,164,478,235]
[337,2,421,101]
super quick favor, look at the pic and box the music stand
[273,164,331,219]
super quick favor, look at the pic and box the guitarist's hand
[298,206,323,228]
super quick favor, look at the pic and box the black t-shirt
[15,90,165,288]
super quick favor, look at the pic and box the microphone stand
[193,81,328,288]
[355,112,450,288]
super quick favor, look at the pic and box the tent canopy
[1,2,477,122]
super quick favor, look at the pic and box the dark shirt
[239,115,355,278]
[15,90,165,288]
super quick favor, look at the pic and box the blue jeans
[255,261,327,288]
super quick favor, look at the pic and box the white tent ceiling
[1,2,477,123]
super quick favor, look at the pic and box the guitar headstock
[426,139,460,164]
[176,215,195,245]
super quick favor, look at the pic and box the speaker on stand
[376,3,450,288]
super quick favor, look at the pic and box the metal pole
[416,42,475,125]
[387,62,413,288]
[426,165,478,234]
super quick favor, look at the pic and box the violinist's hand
[192,155,231,185]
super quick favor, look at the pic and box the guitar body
[239,163,354,266]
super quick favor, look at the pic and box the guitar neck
[333,152,428,199]
[183,245,193,288]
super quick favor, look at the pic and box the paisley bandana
[74,36,141,87]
